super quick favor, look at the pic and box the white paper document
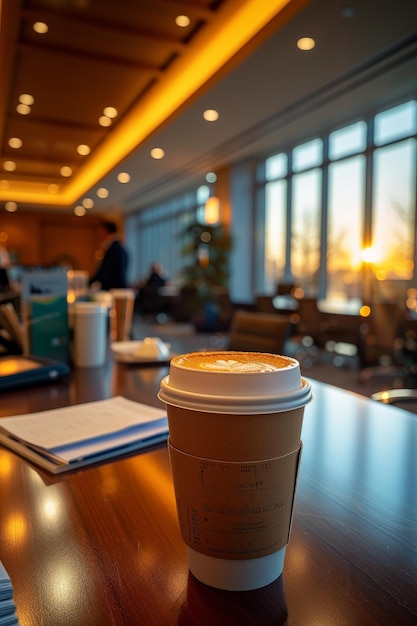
[0,396,168,472]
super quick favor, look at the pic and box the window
[293,138,322,172]
[329,121,367,160]
[259,99,417,307]
[374,100,417,146]
[327,156,365,302]
[291,168,322,293]
[264,179,287,292]
[196,184,210,223]
[372,138,416,283]
[126,192,197,286]
[265,153,287,180]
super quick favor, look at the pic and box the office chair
[288,296,329,367]
[358,301,410,383]
[369,316,417,413]
[226,309,291,354]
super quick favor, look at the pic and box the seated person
[136,263,168,316]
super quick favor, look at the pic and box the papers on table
[0,562,19,625]
[0,396,168,474]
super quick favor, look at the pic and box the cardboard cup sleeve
[168,439,302,561]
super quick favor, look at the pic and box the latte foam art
[200,358,278,373]
[172,351,294,373]
[159,351,310,414]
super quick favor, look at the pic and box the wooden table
[0,348,416,625]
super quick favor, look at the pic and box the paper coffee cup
[158,351,312,591]
[72,302,108,368]
[110,288,135,342]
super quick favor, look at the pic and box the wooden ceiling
[1,0,308,212]
[1,0,417,214]
[0,0,230,206]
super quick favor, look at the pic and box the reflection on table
[0,343,416,625]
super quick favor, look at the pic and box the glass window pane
[374,100,417,146]
[329,121,367,160]
[328,156,365,303]
[292,138,322,172]
[265,153,287,180]
[196,204,206,223]
[372,138,416,286]
[264,180,287,292]
[197,185,210,203]
[291,169,321,292]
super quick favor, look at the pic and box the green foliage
[179,221,232,305]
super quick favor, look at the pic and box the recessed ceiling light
[99,116,112,127]
[82,198,94,209]
[8,138,22,149]
[150,147,165,159]
[19,94,34,105]
[5,201,17,212]
[74,206,86,216]
[48,184,59,193]
[103,107,118,118]
[117,172,131,183]
[60,166,72,177]
[206,172,217,183]
[176,15,190,27]
[16,104,31,115]
[96,187,109,198]
[77,144,91,156]
[297,37,315,51]
[3,161,16,172]
[33,21,48,34]
[203,109,219,122]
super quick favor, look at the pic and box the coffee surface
[172,351,295,373]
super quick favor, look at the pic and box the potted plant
[178,220,233,330]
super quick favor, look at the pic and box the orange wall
[0,212,124,275]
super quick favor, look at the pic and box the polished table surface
[0,342,416,625]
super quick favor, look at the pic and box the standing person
[89,220,129,291]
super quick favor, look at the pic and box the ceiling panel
[1,0,416,213]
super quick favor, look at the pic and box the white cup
[72,302,108,368]
[158,351,312,591]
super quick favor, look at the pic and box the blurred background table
[0,343,416,625]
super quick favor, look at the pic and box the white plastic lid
[73,302,107,316]
[158,351,312,414]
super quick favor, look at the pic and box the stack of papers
[0,561,19,625]
[0,396,168,474]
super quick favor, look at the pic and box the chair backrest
[295,297,324,337]
[366,301,405,349]
[227,309,291,354]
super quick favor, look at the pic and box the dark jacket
[90,239,129,290]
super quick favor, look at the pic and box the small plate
[111,340,173,364]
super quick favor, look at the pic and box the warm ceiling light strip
[0,0,304,207]
[64,0,299,203]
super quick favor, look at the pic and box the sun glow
[361,246,381,264]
